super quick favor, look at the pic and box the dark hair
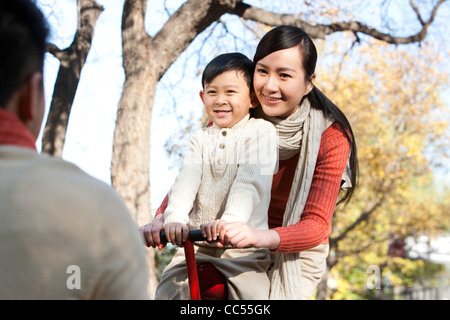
[0,0,49,107]
[254,25,358,204]
[202,52,255,91]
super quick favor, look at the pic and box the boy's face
[200,70,255,129]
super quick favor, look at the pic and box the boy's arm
[154,194,168,218]
[163,131,203,225]
[155,122,213,219]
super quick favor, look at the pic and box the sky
[37,0,191,213]
[37,0,450,215]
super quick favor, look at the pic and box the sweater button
[222,131,227,136]
[219,143,225,149]
[217,159,223,165]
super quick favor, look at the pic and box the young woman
[142,25,358,300]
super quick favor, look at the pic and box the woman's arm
[219,222,281,250]
[223,124,350,252]
[273,124,350,253]
[141,130,204,247]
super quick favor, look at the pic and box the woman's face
[253,46,314,119]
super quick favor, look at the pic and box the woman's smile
[261,94,282,104]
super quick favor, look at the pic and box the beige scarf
[255,99,339,299]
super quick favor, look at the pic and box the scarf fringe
[258,99,333,299]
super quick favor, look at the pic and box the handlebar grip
[159,230,218,244]
[159,230,168,244]
[187,229,206,242]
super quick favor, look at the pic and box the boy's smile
[214,109,231,115]
[200,70,255,129]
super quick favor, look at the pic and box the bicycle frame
[160,230,221,300]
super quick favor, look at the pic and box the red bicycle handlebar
[158,229,218,300]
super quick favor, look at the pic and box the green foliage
[155,246,177,282]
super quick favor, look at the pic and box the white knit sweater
[164,114,278,231]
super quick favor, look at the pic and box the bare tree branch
[149,0,242,80]
[330,155,402,246]
[409,0,426,25]
[330,190,387,246]
[334,236,390,259]
[232,0,447,44]
[46,43,64,60]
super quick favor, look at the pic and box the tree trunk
[41,0,103,156]
[111,0,156,296]
[315,266,329,300]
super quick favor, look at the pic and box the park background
[36,0,450,299]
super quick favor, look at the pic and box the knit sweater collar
[210,113,250,133]
[0,109,36,151]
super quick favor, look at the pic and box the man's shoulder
[20,150,126,212]
[1,146,134,227]
[37,152,106,186]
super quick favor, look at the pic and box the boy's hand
[200,219,228,244]
[164,222,189,246]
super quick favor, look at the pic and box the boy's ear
[199,90,205,104]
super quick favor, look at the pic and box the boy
[155,53,277,300]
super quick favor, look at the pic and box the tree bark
[41,0,103,156]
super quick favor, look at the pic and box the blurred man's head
[0,0,49,138]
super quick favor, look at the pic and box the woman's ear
[305,73,316,96]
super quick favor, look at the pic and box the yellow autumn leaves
[315,36,449,299]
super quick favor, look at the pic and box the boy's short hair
[201,52,254,91]
[0,0,49,107]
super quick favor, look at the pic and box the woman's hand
[140,214,165,249]
[220,221,281,250]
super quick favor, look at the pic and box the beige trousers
[155,245,271,300]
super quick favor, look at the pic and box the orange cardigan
[156,122,350,253]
